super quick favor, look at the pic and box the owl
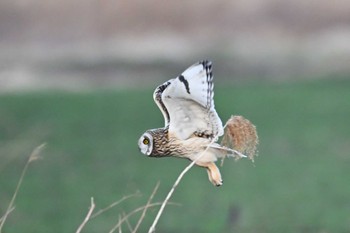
[138,60,253,186]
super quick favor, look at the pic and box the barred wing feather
[153,60,223,140]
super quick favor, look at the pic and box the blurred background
[1,0,350,90]
[0,0,349,232]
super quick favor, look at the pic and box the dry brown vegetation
[0,143,46,233]
[221,115,259,162]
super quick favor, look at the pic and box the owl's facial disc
[138,132,153,156]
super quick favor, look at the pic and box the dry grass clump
[221,115,259,161]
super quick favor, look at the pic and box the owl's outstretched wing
[153,60,223,141]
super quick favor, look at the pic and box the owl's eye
[143,138,149,145]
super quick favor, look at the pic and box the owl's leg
[195,162,223,186]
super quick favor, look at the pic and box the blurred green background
[1,1,350,233]
[1,80,349,233]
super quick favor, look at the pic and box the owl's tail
[220,115,259,162]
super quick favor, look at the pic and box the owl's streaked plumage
[138,60,246,186]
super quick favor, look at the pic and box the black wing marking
[152,60,223,139]
[178,75,191,94]
[200,60,214,109]
[153,81,171,126]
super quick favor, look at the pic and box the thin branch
[148,162,195,233]
[122,211,134,233]
[132,182,160,233]
[76,197,96,233]
[109,202,178,233]
[148,134,222,233]
[0,143,46,233]
[91,191,140,219]
[0,207,15,224]
[118,214,122,233]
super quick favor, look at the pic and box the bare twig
[132,182,160,233]
[109,202,178,233]
[0,143,46,233]
[76,197,96,233]
[76,192,142,233]
[148,136,219,233]
[122,212,134,233]
[118,214,122,233]
[91,191,141,219]
[147,162,195,233]
[0,207,15,224]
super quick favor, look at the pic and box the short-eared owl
[138,60,249,186]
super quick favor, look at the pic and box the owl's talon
[215,180,223,187]
[197,162,223,187]
[211,176,223,186]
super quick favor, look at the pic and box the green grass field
[0,79,349,233]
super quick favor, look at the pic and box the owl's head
[138,132,153,156]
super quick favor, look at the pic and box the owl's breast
[188,149,220,163]
[176,137,223,163]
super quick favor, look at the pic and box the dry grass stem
[109,202,178,233]
[29,143,46,162]
[148,136,219,233]
[132,182,160,233]
[118,214,122,233]
[122,212,134,233]
[91,191,141,219]
[148,161,196,233]
[76,197,96,233]
[221,115,259,162]
[0,207,15,224]
[0,143,46,233]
